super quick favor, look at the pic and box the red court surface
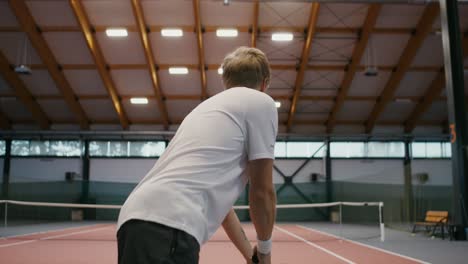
[0,223,427,264]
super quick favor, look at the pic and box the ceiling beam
[69,0,129,129]
[0,25,427,36]
[0,51,50,129]
[404,36,468,132]
[364,3,440,133]
[193,0,208,100]
[131,0,169,130]
[326,4,381,133]
[8,0,89,129]
[251,0,259,48]
[286,3,320,132]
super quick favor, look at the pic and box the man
[117,46,278,264]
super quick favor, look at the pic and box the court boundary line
[274,225,356,264]
[0,225,112,248]
[0,224,107,240]
[296,225,430,264]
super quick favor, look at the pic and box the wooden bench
[412,211,449,239]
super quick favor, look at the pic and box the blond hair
[221,47,271,90]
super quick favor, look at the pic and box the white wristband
[257,238,272,255]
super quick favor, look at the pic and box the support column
[439,0,468,240]
[326,140,333,218]
[403,141,414,223]
[81,140,90,204]
[2,139,11,199]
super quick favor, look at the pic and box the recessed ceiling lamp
[272,32,293,42]
[275,101,281,108]
[216,28,238,38]
[130,97,149,105]
[161,28,183,37]
[105,28,128,38]
[169,67,189,75]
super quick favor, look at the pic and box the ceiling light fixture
[169,67,189,75]
[216,28,238,38]
[161,28,183,37]
[275,101,281,108]
[105,28,128,37]
[272,32,293,42]
[218,67,223,75]
[130,97,149,105]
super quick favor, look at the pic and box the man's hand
[252,246,271,264]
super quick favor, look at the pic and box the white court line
[296,225,430,264]
[274,225,356,264]
[0,224,106,240]
[0,225,112,248]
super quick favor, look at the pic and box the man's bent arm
[222,208,253,262]
[248,159,276,241]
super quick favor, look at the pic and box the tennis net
[0,200,384,242]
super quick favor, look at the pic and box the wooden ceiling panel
[333,125,364,134]
[290,124,326,134]
[204,32,250,64]
[256,37,303,65]
[80,99,119,121]
[394,71,439,97]
[303,71,344,90]
[63,69,107,95]
[26,0,77,27]
[122,99,162,122]
[0,97,33,120]
[336,101,374,121]
[95,32,146,64]
[309,38,355,63]
[166,100,200,121]
[294,113,328,122]
[376,4,424,28]
[201,1,253,26]
[158,69,201,96]
[0,76,13,94]
[317,3,368,28]
[36,99,75,121]
[110,69,153,96]
[0,32,43,64]
[412,34,443,66]
[300,87,337,97]
[19,69,59,96]
[141,0,193,26]
[82,0,135,26]
[150,32,198,64]
[296,100,333,115]
[0,2,18,27]
[278,112,288,123]
[269,70,296,90]
[378,102,414,122]
[259,2,311,27]
[43,32,94,64]
[359,34,411,66]
[206,70,224,97]
[347,71,391,97]
[420,101,447,122]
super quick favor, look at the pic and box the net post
[339,202,343,239]
[4,202,7,228]
[379,202,385,242]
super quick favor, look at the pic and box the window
[411,142,451,158]
[89,141,166,157]
[330,142,365,158]
[286,142,326,158]
[274,142,286,158]
[11,140,82,156]
[0,140,5,155]
[330,142,404,158]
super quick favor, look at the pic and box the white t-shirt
[117,87,278,245]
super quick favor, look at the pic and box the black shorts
[117,219,200,264]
